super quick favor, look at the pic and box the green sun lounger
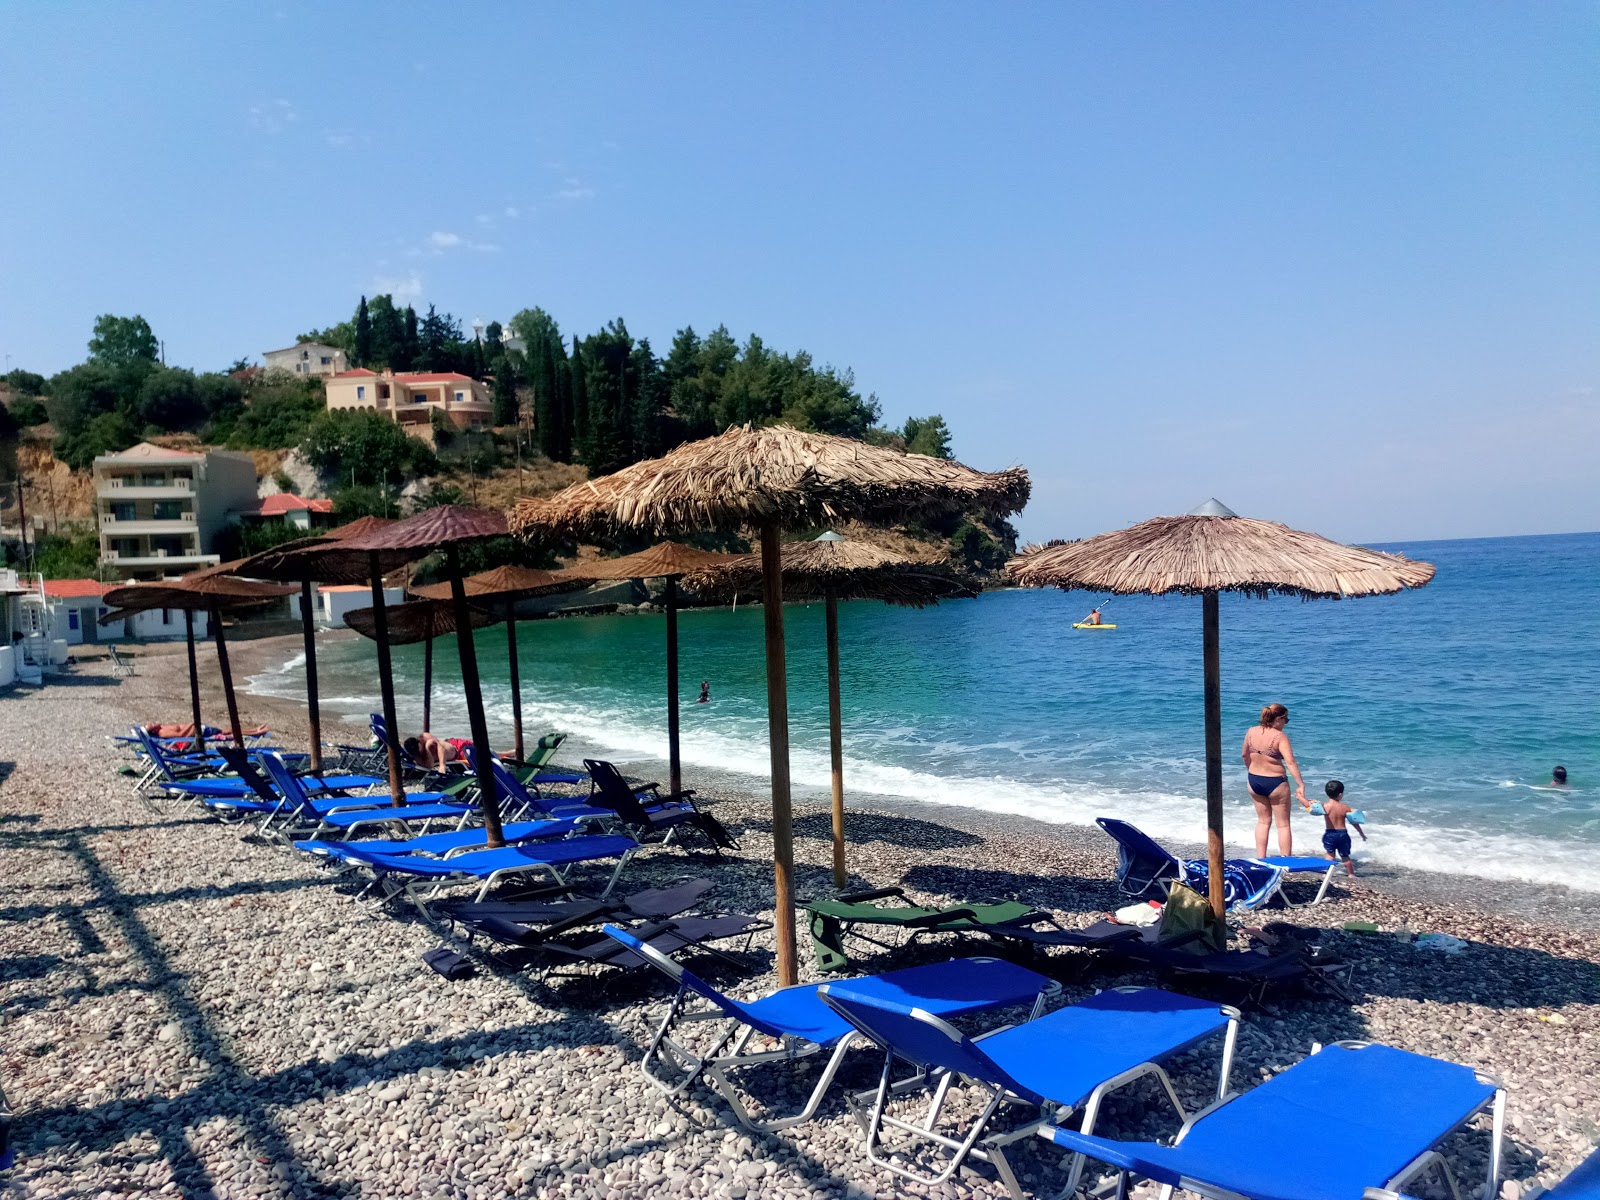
[805,886,1039,973]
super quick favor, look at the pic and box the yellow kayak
[1072,622,1117,630]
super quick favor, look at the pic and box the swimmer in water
[1552,765,1569,787]
[696,680,710,704]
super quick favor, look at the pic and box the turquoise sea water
[252,531,1600,891]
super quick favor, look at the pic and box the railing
[99,511,197,527]
[104,476,192,491]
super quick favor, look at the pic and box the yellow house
[323,369,493,442]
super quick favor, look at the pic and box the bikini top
[1248,729,1285,763]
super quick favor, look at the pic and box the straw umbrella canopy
[345,598,497,735]
[688,532,978,888]
[100,565,296,750]
[573,542,737,800]
[408,564,595,761]
[511,424,1030,985]
[236,523,419,802]
[1008,499,1436,917]
[343,506,517,846]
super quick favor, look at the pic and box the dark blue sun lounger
[1097,817,1338,908]
[293,817,580,867]
[818,983,1238,1197]
[368,834,640,904]
[1043,1041,1504,1200]
[601,924,1060,1134]
[259,752,471,837]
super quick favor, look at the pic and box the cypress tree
[531,334,557,459]
[398,307,418,371]
[569,335,590,467]
[552,332,572,461]
[492,356,520,425]
[353,296,372,368]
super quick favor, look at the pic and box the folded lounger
[583,759,739,855]
[438,877,717,949]
[601,924,1060,1133]
[364,833,640,905]
[541,913,772,975]
[818,984,1239,1199]
[804,886,1039,973]
[1097,817,1338,909]
[293,817,580,867]
[1043,1041,1504,1200]
[259,753,474,839]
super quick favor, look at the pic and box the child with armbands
[1311,779,1366,876]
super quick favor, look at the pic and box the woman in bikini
[1241,702,1309,856]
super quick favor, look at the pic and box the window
[67,610,80,632]
[454,391,465,402]
[110,502,135,522]
[357,385,366,400]
[152,501,184,520]
[378,384,390,399]
[301,349,309,360]
[320,356,331,365]
[141,474,165,487]
[412,392,427,403]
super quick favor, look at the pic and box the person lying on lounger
[403,731,471,770]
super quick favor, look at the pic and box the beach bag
[1155,883,1228,955]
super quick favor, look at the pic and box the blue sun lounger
[818,983,1238,1198]
[1097,817,1339,909]
[600,924,1060,1134]
[293,817,580,867]
[1042,1041,1504,1200]
[366,834,640,904]
[259,753,474,838]
[1363,1143,1600,1200]
[129,727,306,793]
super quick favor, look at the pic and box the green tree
[368,294,404,368]
[7,397,48,426]
[301,408,437,487]
[3,369,47,396]
[226,374,324,448]
[55,411,139,470]
[569,335,590,465]
[295,321,354,352]
[902,415,952,459]
[32,527,101,578]
[133,366,206,432]
[87,314,159,370]
[353,296,373,368]
[491,357,520,426]
[328,482,398,521]
[400,306,419,371]
[45,362,122,442]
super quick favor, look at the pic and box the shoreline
[2,638,1596,1198]
[230,630,1600,934]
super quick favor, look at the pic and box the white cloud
[475,213,494,226]
[248,99,297,134]
[429,231,463,250]
[556,178,595,201]
[504,206,520,219]
[323,128,368,149]
[371,271,424,301]
[419,229,498,255]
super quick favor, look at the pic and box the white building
[320,584,404,628]
[263,341,348,377]
[94,443,259,581]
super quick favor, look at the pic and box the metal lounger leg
[705,1034,853,1133]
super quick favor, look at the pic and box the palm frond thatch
[578,541,737,581]
[100,572,296,620]
[1008,514,1436,600]
[344,598,496,645]
[407,564,594,602]
[686,537,978,608]
[350,504,507,551]
[509,425,1030,539]
[234,539,421,585]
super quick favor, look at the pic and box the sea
[249,531,1600,892]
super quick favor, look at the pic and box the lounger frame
[831,985,1238,1200]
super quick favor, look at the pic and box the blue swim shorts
[1322,829,1353,860]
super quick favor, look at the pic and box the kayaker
[1084,607,1103,626]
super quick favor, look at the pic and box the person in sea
[697,680,711,704]
[1241,702,1309,855]
[1552,765,1569,787]
[403,731,471,770]
[1084,607,1103,625]
[1320,779,1367,876]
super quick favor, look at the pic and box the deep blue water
[253,531,1600,890]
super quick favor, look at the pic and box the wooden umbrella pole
[825,594,846,890]
[422,635,433,733]
[1202,589,1226,918]
[506,595,524,763]
[760,521,798,986]
[665,575,682,799]
[369,552,405,806]
[299,580,322,773]
[211,603,244,751]
[448,544,506,848]
[183,609,204,748]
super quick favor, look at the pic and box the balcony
[99,476,194,499]
[100,512,198,534]
[102,549,217,568]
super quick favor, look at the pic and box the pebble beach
[2,635,1597,1199]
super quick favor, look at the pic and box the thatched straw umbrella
[511,424,1029,985]
[345,598,497,735]
[1009,499,1436,917]
[231,517,395,775]
[239,528,417,802]
[409,565,594,762]
[571,542,737,799]
[344,506,516,845]
[101,565,297,750]
[687,532,978,888]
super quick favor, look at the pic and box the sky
[2,4,1596,543]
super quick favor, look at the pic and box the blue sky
[3,5,1595,542]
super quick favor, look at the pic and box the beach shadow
[786,808,983,851]
[901,861,1116,914]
